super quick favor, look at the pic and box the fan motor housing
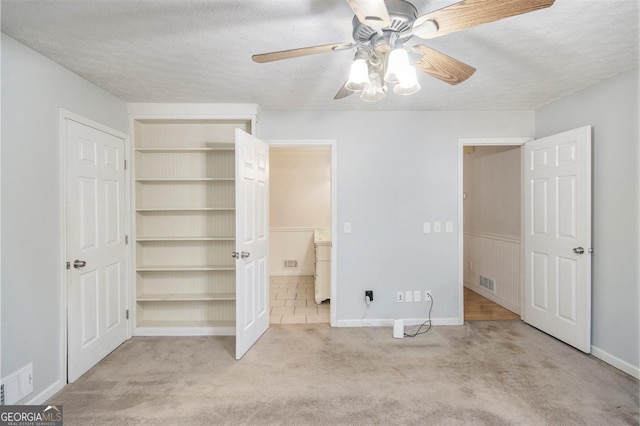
[352,0,418,43]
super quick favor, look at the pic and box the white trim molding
[26,380,65,405]
[335,317,460,327]
[591,346,640,379]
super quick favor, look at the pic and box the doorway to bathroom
[267,141,335,325]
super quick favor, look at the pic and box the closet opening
[267,143,335,325]
[461,143,523,321]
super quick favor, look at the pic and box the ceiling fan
[252,0,555,102]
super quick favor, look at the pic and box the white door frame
[457,137,531,323]
[266,139,338,327]
[59,109,132,383]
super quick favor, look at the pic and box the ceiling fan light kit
[385,48,410,84]
[360,73,386,102]
[393,65,421,96]
[252,0,556,103]
[346,46,422,101]
[345,51,370,91]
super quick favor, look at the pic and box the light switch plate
[413,290,422,302]
[445,221,453,233]
[344,222,352,233]
[433,221,441,233]
[405,290,413,303]
[423,222,431,233]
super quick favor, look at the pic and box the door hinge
[66,261,70,270]
[126,309,129,320]
[125,235,129,245]
[124,159,128,170]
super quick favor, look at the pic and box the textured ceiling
[1,0,638,111]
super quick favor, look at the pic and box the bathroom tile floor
[270,275,329,324]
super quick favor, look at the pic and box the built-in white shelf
[136,236,235,242]
[133,114,252,336]
[137,293,236,302]
[135,147,234,153]
[136,207,235,212]
[136,320,235,328]
[135,178,234,182]
[136,265,235,272]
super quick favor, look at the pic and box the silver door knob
[73,260,87,268]
[573,247,585,255]
[231,251,240,259]
[241,251,250,259]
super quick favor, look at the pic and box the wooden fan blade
[334,82,354,100]
[412,45,476,85]
[347,0,391,28]
[252,42,353,63]
[414,0,555,39]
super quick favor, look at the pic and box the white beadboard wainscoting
[269,228,316,276]
[463,231,521,314]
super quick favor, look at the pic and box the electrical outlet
[425,291,432,302]
[397,292,404,302]
[445,221,454,233]
[413,290,422,302]
[405,290,413,303]
[365,290,373,302]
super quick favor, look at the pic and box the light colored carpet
[49,322,639,425]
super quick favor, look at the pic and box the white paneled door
[66,118,128,382]
[235,129,269,360]
[523,126,592,352]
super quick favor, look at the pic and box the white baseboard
[591,346,640,379]
[335,317,460,327]
[25,379,65,405]
[464,282,521,315]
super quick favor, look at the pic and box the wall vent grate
[479,275,496,292]
[283,259,298,268]
[1,363,33,405]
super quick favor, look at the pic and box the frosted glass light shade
[385,48,410,84]
[393,66,421,96]
[345,58,369,91]
[360,73,385,102]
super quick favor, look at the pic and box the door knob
[231,251,240,259]
[73,260,87,268]
[241,251,250,259]
[572,247,585,255]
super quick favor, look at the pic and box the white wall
[258,110,534,323]
[1,35,129,402]
[463,146,521,237]
[270,147,330,229]
[535,68,639,374]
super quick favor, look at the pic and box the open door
[523,126,592,353]
[235,129,269,359]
